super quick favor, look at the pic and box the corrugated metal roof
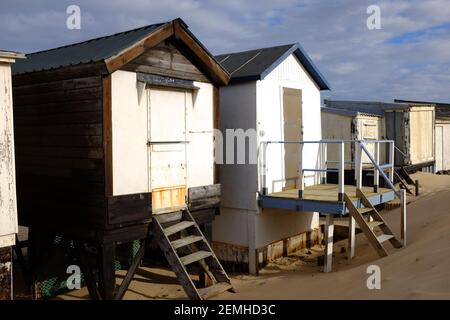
[321,106,382,118]
[395,99,450,118]
[324,100,400,116]
[215,43,330,90]
[12,22,167,75]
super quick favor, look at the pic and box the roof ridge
[216,43,296,57]
[26,21,168,56]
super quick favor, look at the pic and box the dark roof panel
[395,99,450,118]
[216,43,330,90]
[12,22,166,75]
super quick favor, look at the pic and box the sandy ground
[55,172,450,300]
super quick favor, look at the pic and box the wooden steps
[345,189,402,258]
[198,282,233,300]
[152,209,234,300]
[180,251,213,265]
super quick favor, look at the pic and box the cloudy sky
[1,0,449,102]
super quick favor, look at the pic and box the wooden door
[149,87,188,212]
[282,88,302,189]
[435,125,443,172]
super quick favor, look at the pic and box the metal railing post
[299,143,304,198]
[374,141,380,193]
[389,141,395,182]
[322,143,328,184]
[338,141,344,201]
[355,141,363,190]
[261,142,268,195]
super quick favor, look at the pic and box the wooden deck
[259,183,396,215]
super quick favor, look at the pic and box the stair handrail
[359,142,400,198]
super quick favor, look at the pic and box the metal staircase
[152,208,234,300]
[344,189,402,257]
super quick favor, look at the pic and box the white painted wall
[111,70,149,196]
[0,62,17,248]
[111,70,216,196]
[214,53,323,272]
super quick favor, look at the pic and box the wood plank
[13,62,106,86]
[164,221,195,236]
[180,250,212,266]
[197,282,233,300]
[103,75,112,196]
[377,234,394,243]
[105,22,174,73]
[171,235,204,249]
[188,184,221,201]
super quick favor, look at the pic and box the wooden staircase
[152,208,234,300]
[395,167,419,196]
[344,189,403,257]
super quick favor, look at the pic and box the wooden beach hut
[11,18,233,300]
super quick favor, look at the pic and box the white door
[435,125,443,172]
[282,88,302,189]
[148,87,188,212]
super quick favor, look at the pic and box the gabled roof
[395,99,450,118]
[12,18,230,86]
[215,43,330,90]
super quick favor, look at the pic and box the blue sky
[1,0,450,102]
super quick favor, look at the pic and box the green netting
[36,239,141,299]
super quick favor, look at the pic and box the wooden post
[400,189,406,246]
[348,215,355,261]
[324,215,334,273]
[0,247,12,300]
[338,142,344,201]
[98,242,116,300]
[415,180,419,196]
[374,142,380,193]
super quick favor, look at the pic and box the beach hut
[0,50,25,300]
[395,100,450,173]
[12,18,233,300]
[325,100,436,172]
[213,43,331,274]
[321,103,386,186]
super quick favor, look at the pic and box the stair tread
[171,235,204,249]
[357,207,374,214]
[367,221,384,229]
[164,221,196,236]
[377,234,395,243]
[198,282,233,300]
[180,250,212,265]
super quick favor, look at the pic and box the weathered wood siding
[122,41,209,82]
[0,62,18,248]
[12,66,107,231]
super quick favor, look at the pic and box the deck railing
[259,139,397,201]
